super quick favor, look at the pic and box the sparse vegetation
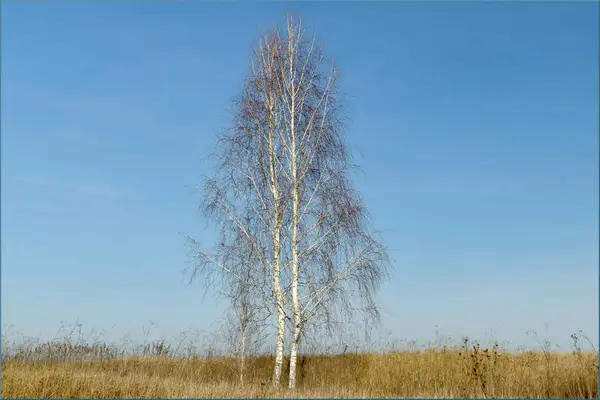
[2,326,597,398]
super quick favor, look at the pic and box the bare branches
[186,14,389,390]
[246,15,391,389]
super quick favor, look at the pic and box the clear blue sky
[2,1,598,351]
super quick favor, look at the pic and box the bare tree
[185,14,389,390]
[266,16,390,389]
[221,266,269,386]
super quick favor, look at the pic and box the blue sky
[2,1,598,351]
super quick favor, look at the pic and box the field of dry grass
[2,337,598,398]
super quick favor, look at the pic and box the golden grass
[3,347,598,398]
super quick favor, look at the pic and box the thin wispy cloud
[18,174,128,199]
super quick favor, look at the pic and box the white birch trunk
[288,145,302,388]
[272,256,285,386]
[268,93,286,386]
[288,31,302,389]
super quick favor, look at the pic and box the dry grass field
[2,336,598,398]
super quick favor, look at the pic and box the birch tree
[186,15,389,390]
[268,17,390,389]
[221,261,268,386]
